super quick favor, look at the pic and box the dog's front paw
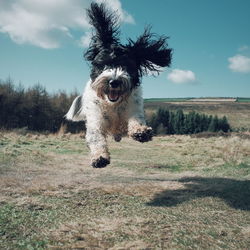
[91,156,110,168]
[131,127,153,143]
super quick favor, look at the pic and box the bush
[147,108,231,135]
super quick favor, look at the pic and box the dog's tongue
[108,90,119,102]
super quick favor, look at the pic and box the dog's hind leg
[113,134,122,142]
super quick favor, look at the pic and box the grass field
[0,131,250,249]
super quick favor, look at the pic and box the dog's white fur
[66,68,152,167]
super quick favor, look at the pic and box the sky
[0,0,250,98]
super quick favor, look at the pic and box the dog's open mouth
[107,90,120,102]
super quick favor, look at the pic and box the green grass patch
[0,203,55,249]
[203,162,250,177]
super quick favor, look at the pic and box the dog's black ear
[84,3,120,62]
[126,27,172,77]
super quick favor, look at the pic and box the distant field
[189,98,237,102]
[144,97,250,103]
[0,132,249,249]
[144,98,191,102]
[144,99,250,131]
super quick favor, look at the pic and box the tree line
[147,108,231,135]
[0,78,231,134]
[0,78,84,133]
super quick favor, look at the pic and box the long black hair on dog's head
[85,3,172,87]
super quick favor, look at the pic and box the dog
[65,3,172,168]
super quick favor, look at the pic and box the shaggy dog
[66,3,172,168]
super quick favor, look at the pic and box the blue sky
[0,0,250,98]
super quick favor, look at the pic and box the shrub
[147,108,231,135]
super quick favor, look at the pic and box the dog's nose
[109,80,120,88]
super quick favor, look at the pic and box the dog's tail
[65,95,85,121]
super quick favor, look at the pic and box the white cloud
[228,54,250,73]
[167,69,196,84]
[79,31,92,48]
[0,0,134,49]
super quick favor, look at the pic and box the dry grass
[0,132,250,249]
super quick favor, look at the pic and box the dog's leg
[128,118,153,143]
[127,88,153,143]
[85,118,110,168]
[113,134,122,142]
